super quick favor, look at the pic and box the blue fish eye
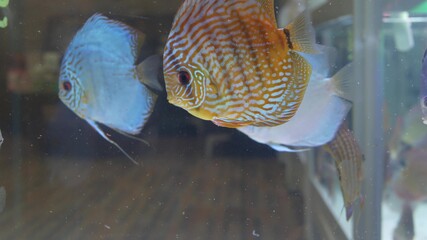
[178,70,191,85]
[63,81,72,91]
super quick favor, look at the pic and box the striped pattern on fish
[324,124,364,220]
[163,0,313,128]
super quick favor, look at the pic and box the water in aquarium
[0,0,427,239]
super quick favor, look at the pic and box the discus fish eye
[178,70,191,85]
[63,81,72,91]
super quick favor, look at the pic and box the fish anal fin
[86,120,140,165]
[324,124,364,220]
[283,11,317,54]
[111,126,150,147]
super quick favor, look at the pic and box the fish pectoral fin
[283,10,318,54]
[136,54,163,92]
[330,63,355,102]
[86,120,140,165]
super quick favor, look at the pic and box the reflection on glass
[382,7,427,239]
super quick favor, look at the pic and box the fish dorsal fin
[86,120,140,165]
[283,11,318,54]
[75,13,144,62]
[256,0,277,27]
[136,54,163,92]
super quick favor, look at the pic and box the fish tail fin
[330,63,355,101]
[87,120,141,166]
[136,54,164,92]
[283,11,318,54]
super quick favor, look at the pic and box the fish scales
[164,0,312,128]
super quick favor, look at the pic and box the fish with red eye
[178,70,191,85]
[62,81,72,91]
[57,13,162,165]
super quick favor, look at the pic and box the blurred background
[0,0,427,239]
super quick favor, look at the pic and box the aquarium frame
[353,0,385,239]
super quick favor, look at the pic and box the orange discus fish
[163,0,317,128]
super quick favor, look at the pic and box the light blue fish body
[238,47,353,150]
[58,14,160,163]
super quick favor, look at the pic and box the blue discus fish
[58,14,161,164]
[420,49,427,124]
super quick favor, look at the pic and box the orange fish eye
[178,70,191,85]
[63,81,72,91]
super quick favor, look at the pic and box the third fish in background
[386,105,427,240]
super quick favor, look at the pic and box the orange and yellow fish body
[163,0,316,128]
